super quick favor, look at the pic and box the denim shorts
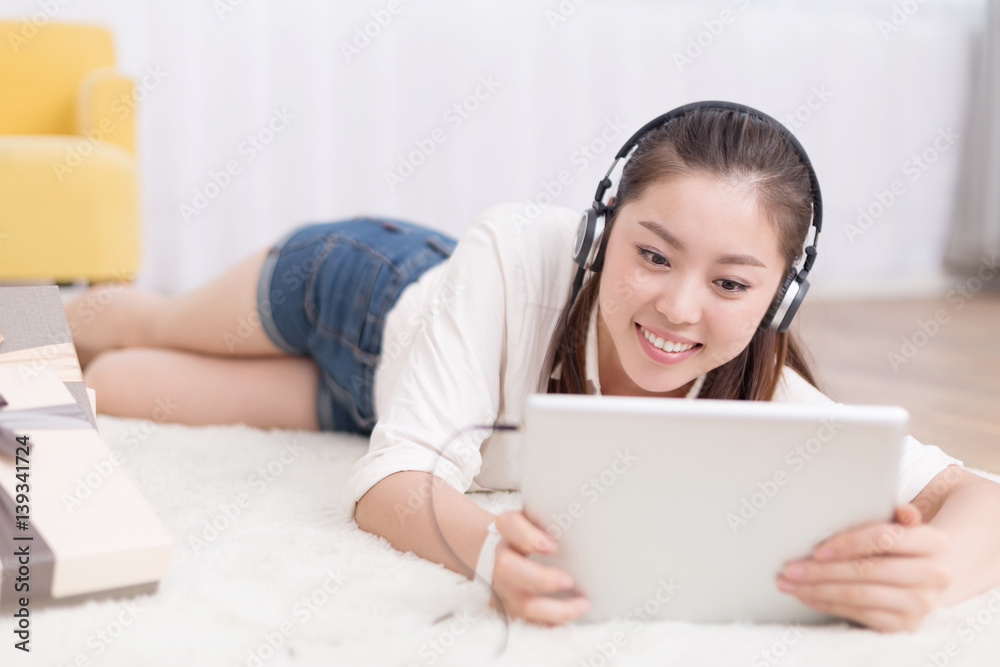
[256,217,457,435]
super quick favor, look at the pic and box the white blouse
[344,204,962,517]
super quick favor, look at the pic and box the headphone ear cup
[761,269,797,331]
[775,278,809,333]
[573,209,598,268]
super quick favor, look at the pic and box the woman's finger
[495,510,558,555]
[494,543,576,595]
[784,579,941,619]
[780,555,953,589]
[518,592,591,626]
[492,586,590,626]
[812,523,950,562]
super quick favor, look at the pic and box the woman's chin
[623,368,695,398]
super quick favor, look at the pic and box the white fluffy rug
[4,417,1000,667]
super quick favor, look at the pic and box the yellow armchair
[0,21,140,283]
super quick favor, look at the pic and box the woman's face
[596,173,788,397]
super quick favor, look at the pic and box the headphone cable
[425,420,522,656]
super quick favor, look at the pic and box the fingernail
[538,537,555,552]
[560,573,574,588]
[577,599,591,614]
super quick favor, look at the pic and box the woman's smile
[635,323,702,364]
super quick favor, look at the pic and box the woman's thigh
[83,347,320,431]
[151,247,287,357]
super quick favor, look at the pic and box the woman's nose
[655,278,702,326]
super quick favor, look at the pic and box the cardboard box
[0,286,174,608]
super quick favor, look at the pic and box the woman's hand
[776,504,954,632]
[489,510,591,625]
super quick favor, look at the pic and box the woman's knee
[83,348,156,417]
[84,348,125,389]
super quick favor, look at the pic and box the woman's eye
[716,279,749,294]
[636,247,669,267]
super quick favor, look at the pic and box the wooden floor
[795,291,1000,474]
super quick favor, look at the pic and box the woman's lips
[636,323,702,364]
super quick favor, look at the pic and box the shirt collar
[550,305,706,399]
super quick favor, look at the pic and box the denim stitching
[306,237,403,346]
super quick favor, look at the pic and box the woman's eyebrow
[638,220,685,251]
[636,220,767,268]
[719,254,767,268]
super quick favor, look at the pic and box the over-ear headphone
[569,100,823,333]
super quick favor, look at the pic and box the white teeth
[640,326,696,353]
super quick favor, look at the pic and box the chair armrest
[75,67,136,153]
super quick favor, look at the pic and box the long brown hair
[547,107,819,400]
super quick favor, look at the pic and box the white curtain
[2,0,984,297]
[947,0,1000,274]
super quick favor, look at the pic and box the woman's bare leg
[83,347,321,430]
[66,247,285,368]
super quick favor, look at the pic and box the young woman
[68,103,1000,633]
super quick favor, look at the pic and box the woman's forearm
[930,476,1000,606]
[354,470,496,578]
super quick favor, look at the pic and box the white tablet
[521,393,907,624]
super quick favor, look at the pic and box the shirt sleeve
[772,366,964,505]
[343,207,522,519]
